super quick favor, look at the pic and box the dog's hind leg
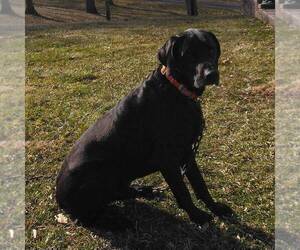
[56,162,120,225]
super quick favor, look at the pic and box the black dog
[56,29,233,226]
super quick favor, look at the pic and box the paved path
[278,5,300,27]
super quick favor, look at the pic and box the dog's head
[158,29,221,95]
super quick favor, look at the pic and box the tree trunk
[86,0,98,14]
[105,0,111,20]
[0,0,14,14]
[185,0,198,16]
[25,0,38,15]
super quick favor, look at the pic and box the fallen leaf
[55,213,68,224]
[32,229,37,239]
[9,229,14,238]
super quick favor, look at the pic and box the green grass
[26,3,274,249]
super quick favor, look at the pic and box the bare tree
[185,0,198,16]
[86,0,98,14]
[105,0,111,20]
[25,0,38,15]
[0,0,14,14]
[108,0,115,6]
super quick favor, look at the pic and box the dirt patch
[241,81,275,99]
[250,82,275,98]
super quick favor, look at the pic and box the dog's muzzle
[194,63,219,89]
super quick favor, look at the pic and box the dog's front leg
[185,158,233,218]
[161,165,213,225]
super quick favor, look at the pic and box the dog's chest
[159,100,204,143]
[138,99,204,171]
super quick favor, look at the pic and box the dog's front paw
[189,209,213,226]
[209,202,234,218]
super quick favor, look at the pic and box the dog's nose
[204,69,219,85]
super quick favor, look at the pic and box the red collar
[160,65,198,101]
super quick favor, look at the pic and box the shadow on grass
[35,13,65,23]
[32,5,106,24]
[113,4,186,17]
[78,200,274,249]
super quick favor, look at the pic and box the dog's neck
[160,65,199,101]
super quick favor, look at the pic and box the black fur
[56,29,233,226]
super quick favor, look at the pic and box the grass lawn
[26,1,274,249]
[27,0,240,27]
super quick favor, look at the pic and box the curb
[241,0,275,26]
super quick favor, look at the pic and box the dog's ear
[157,35,186,66]
[157,37,175,66]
